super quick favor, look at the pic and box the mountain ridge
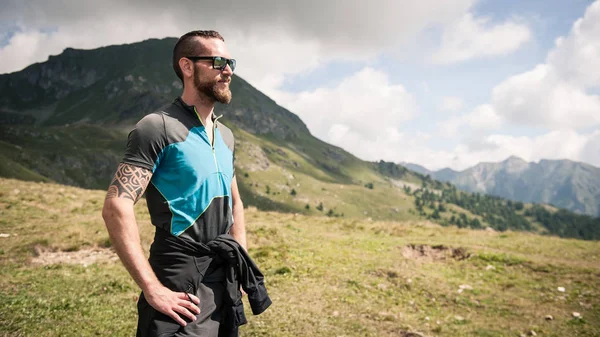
[402,156,600,216]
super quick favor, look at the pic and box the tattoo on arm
[105,163,152,203]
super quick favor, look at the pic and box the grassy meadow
[0,178,599,336]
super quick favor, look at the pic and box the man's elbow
[102,199,115,224]
[233,199,244,212]
[102,198,128,226]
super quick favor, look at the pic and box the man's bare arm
[105,163,152,202]
[102,163,200,326]
[229,176,247,251]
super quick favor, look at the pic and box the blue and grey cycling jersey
[122,97,235,243]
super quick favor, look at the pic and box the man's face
[191,38,233,104]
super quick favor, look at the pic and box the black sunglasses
[185,56,236,72]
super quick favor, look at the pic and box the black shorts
[136,279,226,337]
[136,231,229,337]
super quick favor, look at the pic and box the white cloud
[492,65,600,128]
[0,0,478,98]
[438,118,464,139]
[580,130,600,167]
[415,129,600,171]
[547,3,600,88]
[438,104,503,138]
[440,96,464,111]
[278,67,418,143]
[226,29,324,98]
[432,13,531,64]
[455,129,598,168]
[318,126,440,165]
[0,22,182,76]
[0,30,52,73]
[0,23,331,101]
[466,104,503,129]
[328,124,351,144]
[477,131,586,162]
[273,66,599,172]
[491,0,600,129]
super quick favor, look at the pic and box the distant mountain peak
[399,162,431,175]
[504,155,526,163]
[500,155,529,173]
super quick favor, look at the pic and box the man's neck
[181,90,215,125]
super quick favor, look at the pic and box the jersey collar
[174,97,220,122]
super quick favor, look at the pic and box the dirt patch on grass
[402,244,471,262]
[31,246,119,266]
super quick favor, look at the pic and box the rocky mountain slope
[403,156,600,217]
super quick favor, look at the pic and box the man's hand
[145,285,201,326]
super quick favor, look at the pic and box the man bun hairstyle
[172,30,225,82]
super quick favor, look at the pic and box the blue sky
[1,0,599,170]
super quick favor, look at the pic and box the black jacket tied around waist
[148,229,272,336]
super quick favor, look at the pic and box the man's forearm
[230,202,247,250]
[102,201,161,293]
[102,163,200,325]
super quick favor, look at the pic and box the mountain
[401,162,460,183]
[406,156,600,217]
[399,162,430,175]
[0,38,423,215]
[0,38,309,140]
[1,38,599,240]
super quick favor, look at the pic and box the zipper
[212,115,223,191]
[193,107,223,190]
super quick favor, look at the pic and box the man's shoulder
[134,111,164,133]
[134,100,183,129]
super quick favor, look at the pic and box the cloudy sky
[1,0,599,170]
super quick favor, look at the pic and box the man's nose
[222,64,233,75]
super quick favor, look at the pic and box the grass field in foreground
[1,178,599,336]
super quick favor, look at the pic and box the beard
[193,70,232,104]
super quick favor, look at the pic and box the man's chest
[157,128,234,181]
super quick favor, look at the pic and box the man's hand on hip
[145,285,201,326]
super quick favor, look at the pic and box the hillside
[1,39,599,240]
[403,157,600,217]
[0,37,421,201]
[0,179,598,336]
[0,37,307,140]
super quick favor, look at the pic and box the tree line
[406,183,599,241]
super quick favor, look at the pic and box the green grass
[232,127,419,221]
[1,178,599,336]
[0,145,51,183]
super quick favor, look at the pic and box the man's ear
[179,58,193,79]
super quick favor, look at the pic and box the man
[102,30,270,337]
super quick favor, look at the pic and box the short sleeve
[121,113,166,172]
